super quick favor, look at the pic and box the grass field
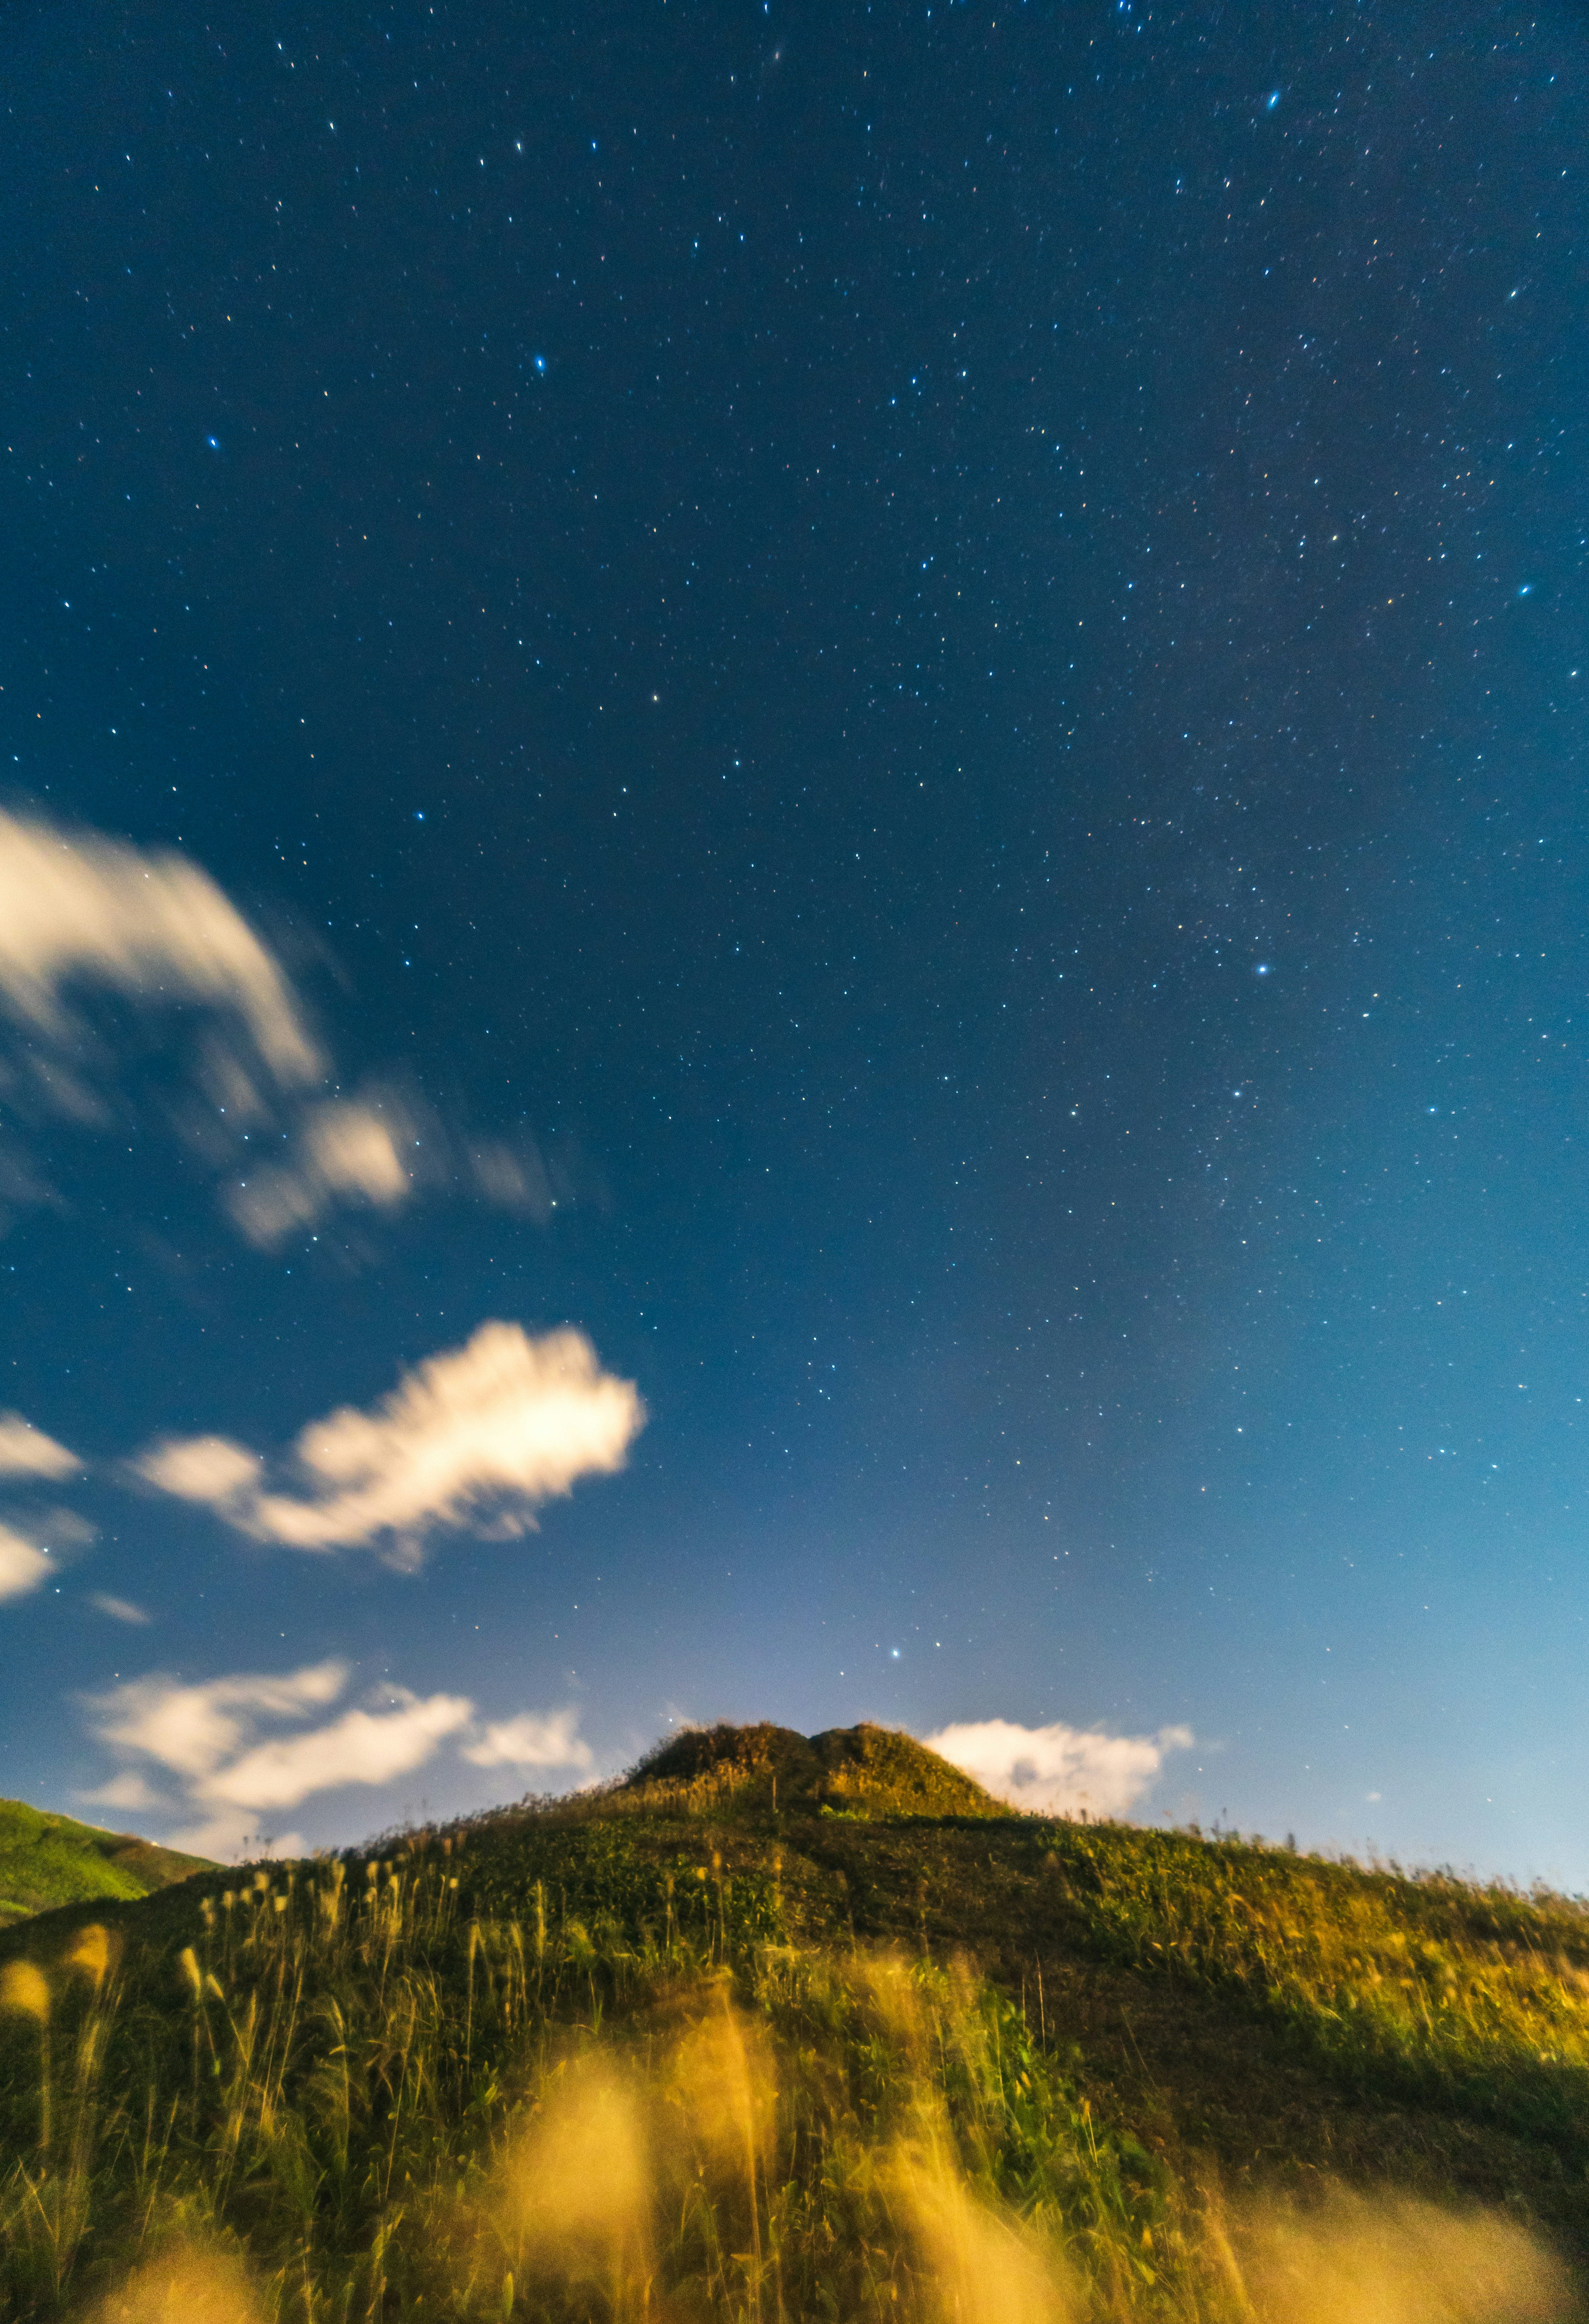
[0,1724,1583,2323]
[0,1798,211,1927]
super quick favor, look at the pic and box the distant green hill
[2,1724,1587,2323]
[0,1796,211,1924]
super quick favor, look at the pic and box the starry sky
[1,0,1586,1879]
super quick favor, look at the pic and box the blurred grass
[0,1836,1176,2322]
[0,1737,1585,2321]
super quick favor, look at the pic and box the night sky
[2,0,1586,1881]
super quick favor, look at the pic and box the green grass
[1038,1817,1589,2146]
[0,1726,1584,2324]
[0,1799,212,1926]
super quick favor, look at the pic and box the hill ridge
[0,1796,213,1926]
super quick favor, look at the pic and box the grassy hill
[0,1796,212,1925]
[0,1723,1584,2323]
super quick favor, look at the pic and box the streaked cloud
[91,1660,347,1779]
[82,1660,587,1858]
[85,1658,473,1858]
[0,1521,52,1602]
[0,1412,82,1479]
[461,1707,593,1772]
[89,1593,153,1626]
[137,1434,262,1508]
[226,1095,418,1247]
[0,807,324,1091]
[78,1769,165,1814]
[202,1691,473,1809]
[0,812,570,1247]
[923,1716,1194,1818]
[135,1322,645,1566]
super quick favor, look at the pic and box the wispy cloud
[91,1659,347,1778]
[200,1693,474,1810]
[225,1094,419,1246]
[0,807,323,1092]
[90,1593,152,1626]
[79,1770,166,1814]
[461,1708,593,1772]
[923,1716,1194,1818]
[134,1322,645,1567]
[0,812,577,1248]
[0,1413,83,1603]
[227,1101,585,1249]
[0,1521,52,1603]
[85,1659,473,1858]
[0,808,330,1240]
[83,1658,590,1856]
[0,1413,82,1479]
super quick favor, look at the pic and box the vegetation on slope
[0,1798,211,1925]
[617,1718,1005,1820]
[0,1724,1583,2324]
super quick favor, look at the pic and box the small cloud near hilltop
[924,1717,1193,1818]
[462,1709,594,1773]
[83,1657,593,1860]
[133,1322,645,1569]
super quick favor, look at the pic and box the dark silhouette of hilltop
[619,1719,1003,1819]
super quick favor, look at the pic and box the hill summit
[619,1718,1004,1819]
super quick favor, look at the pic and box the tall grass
[0,1836,1573,2324]
[1042,1823,1589,2144]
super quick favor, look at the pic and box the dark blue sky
[2,0,1585,1879]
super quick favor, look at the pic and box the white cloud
[204,1692,473,1808]
[78,1770,166,1813]
[166,1807,309,1863]
[0,1412,82,1478]
[461,1708,593,1771]
[89,1593,152,1626]
[83,1658,591,1855]
[138,1434,263,1509]
[0,813,574,1247]
[0,1522,52,1602]
[226,1096,417,1247]
[0,810,344,1240]
[92,1660,347,1778]
[0,808,324,1090]
[86,1658,474,1857]
[135,1322,645,1566]
[467,1138,554,1221]
[923,1717,1194,1819]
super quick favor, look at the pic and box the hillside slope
[0,1796,212,1924]
[1,1724,1584,2323]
